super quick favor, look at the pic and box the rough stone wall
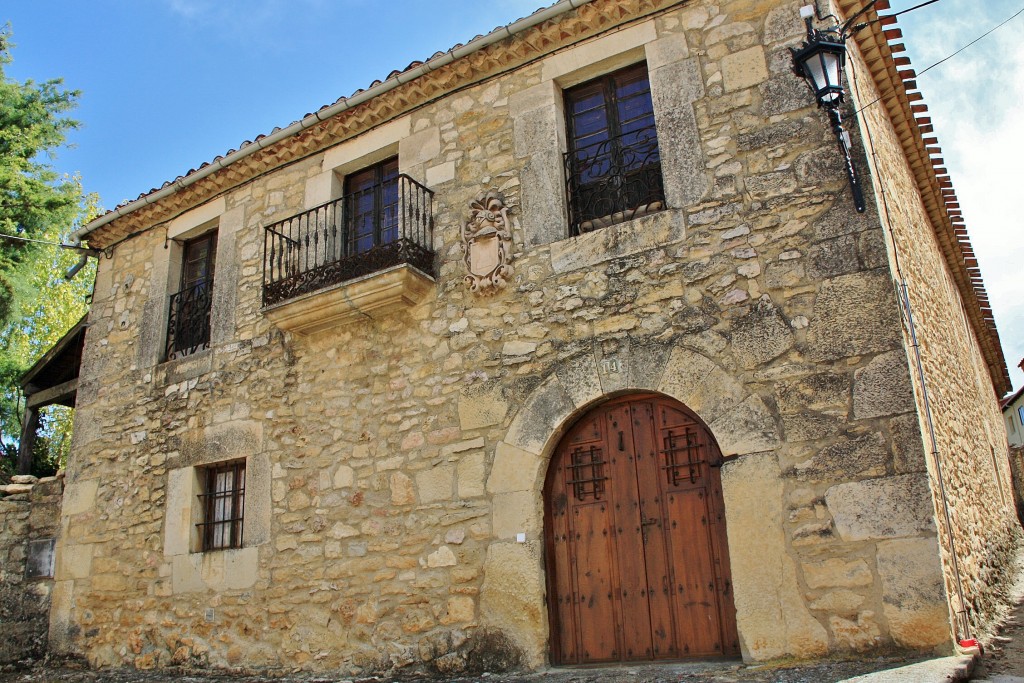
[843,14,1020,641]
[1008,446,1024,528]
[0,474,64,663]
[52,0,960,675]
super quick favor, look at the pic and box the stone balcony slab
[262,264,434,335]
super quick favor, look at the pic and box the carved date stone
[462,190,513,295]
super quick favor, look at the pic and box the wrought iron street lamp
[792,6,866,213]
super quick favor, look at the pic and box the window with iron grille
[196,460,245,552]
[166,231,216,360]
[564,63,665,235]
[344,157,399,254]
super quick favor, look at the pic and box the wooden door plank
[663,487,722,656]
[708,464,741,656]
[629,400,678,660]
[606,404,653,661]
[573,498,619,662]
[656,401,731,658]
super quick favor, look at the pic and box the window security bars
[262,174,434,307]
[564,123,665,235]
[166,280,213,360]
[197,461,245,551]
[566,445,608,502]
[661,428,704,486]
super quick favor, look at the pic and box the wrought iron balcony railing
[564,123,666,235]
[262,174,434,308]
[166,280,213,360]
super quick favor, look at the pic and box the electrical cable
[852,0,942,31]
[856,2,1024,114]
[0,233,79,249]
[888,0,942,18]
[917,4,1024,78]
[841,0,881,34]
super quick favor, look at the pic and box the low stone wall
[0,474,64,663]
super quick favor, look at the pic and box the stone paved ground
[970,544,1024,683]
[971,588,1024,681]
[0,655,933,683]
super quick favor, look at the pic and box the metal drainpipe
[898,279,972,641]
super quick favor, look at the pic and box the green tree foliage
[0,25,82,327]
[0,27,94,477]
[0,194,97,477]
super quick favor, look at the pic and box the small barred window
[196,460,245,551]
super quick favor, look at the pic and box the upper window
[563,63,665,235]
[344,157,399,254]
[1018,406,1024,427]
[166,231,216,360]
[196,460,245,552]
[261,157,435,310]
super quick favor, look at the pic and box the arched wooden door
[544,394,739,664]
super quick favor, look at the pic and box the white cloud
[161,0,330,29]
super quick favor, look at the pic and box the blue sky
[5,0,1024,390]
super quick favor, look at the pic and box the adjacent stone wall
[50,0,978,675]
[1007,445,1024,528]
[0,474,64,663]
[842,5,1021,641]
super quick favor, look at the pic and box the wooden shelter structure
[16,317,86,474]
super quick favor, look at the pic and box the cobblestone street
[0,655,935,683]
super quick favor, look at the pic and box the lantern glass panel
[821,51,842,101]
[805,52,828,91]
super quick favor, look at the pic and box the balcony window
[166,231,216,360]
[262,166,433,310]
[564,63,665,235]
[346,157,400,254]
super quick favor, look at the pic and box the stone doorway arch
[479,341,827,666]
[543,392,740,664]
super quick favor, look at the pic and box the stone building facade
[1003,379,1024,448]
[47,0,1016,675]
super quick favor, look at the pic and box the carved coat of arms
[461,190,513,295]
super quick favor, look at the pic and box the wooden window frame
[343,156,400,255]
[563,62,665,235]
[166,230,217,361]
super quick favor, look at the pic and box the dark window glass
[344,157,399,254]
[197,461,245,552]
[181,233,216,289]
[166,232,216,360]
[564,63,665,234]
